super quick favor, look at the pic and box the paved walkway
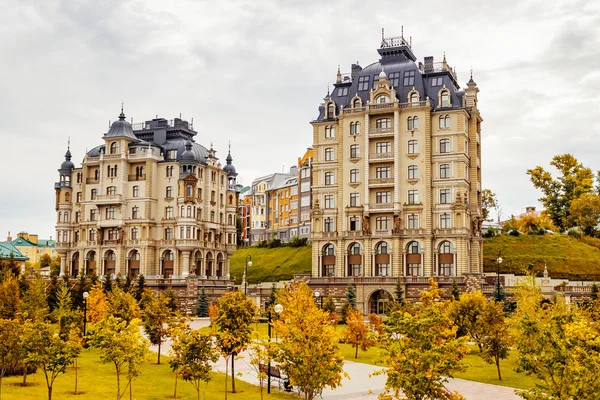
[148,318,520,400]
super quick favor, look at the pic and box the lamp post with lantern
[496,251,503,302]
[267,303,283,393]
[314,290,323,308]
[244,255,252,295]
[83,291,89,336]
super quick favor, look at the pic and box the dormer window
[441,90,450,107]
[376,95,389,104]
[353,98,362,108]
[327,103,335,119]
[410,92,419,105]
[110,142,119,154]
[403,70,415,86]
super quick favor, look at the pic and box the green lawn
[229,246,312,284]
[0,349,294,400]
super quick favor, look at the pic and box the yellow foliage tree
[272,282,347,400]
[342,307,376,358]
[87,283,108,323]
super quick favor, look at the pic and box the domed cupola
[60,148,75,172]
[223,144,238,189]
[180,139,198,177]
[57,141,74,188]
[104,106,137,140]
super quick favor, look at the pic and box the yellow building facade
[309,34,483,313]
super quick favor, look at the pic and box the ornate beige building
[309,34,483,313]
[54,110,239,280]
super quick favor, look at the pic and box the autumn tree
[39,254,52,271]
[568,193,600,235]
[88,316,149,400]
[527,154,594,230]
[20,276,48,322]
[0,275,21,319]
[342,307,376,358]
[0,319,21,399]
[481,189,499,222]
[134,275,146,303]
[447,290,488,349]
[167,318,191,399]
[177,330,219,400]
[512,280,600,399]
[378,279,469,400]
[21,321,81,400]
[272,282,347,400]
[215,290,257,394]
[142,289,173,364]
[478,301,511,381]
[87,282,108,323]
[107,286,141,326]
[246,335,270,400]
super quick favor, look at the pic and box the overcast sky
[1,0,599,240]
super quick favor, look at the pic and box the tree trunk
[496,356,502,380]
[355,344,359,359]
[158,340,161,364]
[116,366,121,400]
[23,368,27,385]
[224,357,229,400]
[74,358,78,395]
[48,385,52,400]
[173,373,178,399]
[129,378,132,400]
[197,386,200,400]
[231,356,236,393]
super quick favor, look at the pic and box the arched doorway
[104,250,116,276]
[369,290,393,315]
[87,251,96,276]
[128,250,140,278]
[193,250,203,276]
[205,252,213,277]
[216,253,224,277]
[162,250,174,278]
[71,252,79,277]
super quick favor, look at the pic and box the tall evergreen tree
[135,275,146,302]
[103,275,113,294]
[345,284,357,309]
[394,280,405,304]
[196,288,209,317]
[164,287,178,312]
[269,283,277,305]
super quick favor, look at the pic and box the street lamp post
[267,303,283,394]
[83,291,89,336]
[314,291,323,308]
[496,251,503,302]
[244,255,252,295]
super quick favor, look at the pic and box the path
[148,318,520,400]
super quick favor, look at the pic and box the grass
[229,246,312,284]
[0,349,294,400]
[483,234,600,279]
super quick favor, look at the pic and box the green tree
[272,282,347,400]
[164,287,178,312]
[196,288,209,317]
[177,330,219,400]
[378,279,469,400]
[452,284,460,301]
[345,284,356,308]
[482,189,499,222]
[104,275,113,294]
[72,273,89,310]
[269,283,277,306]
[20,277,48,322]
[88,316,149,400]
[107,286,141,326]
[21,321,81,400]
[215,290,257,394]
[134,275,146,303]
[167,319,192,399]
[478,301,511,381]
[0,275,21,319]
[447,290,488,349]
[0,319,21,399]
[568,193,600,235]
[592,283,599,301]
[142,290,173,364]
[527,154,594,230]
[39,254,52,271]
[394,281,405,304]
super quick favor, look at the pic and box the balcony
[369,203,393,210]
[369,127,394,138]
[399,101,427,109]
[343,107,366,115]
[369,152,393,162]
[86,178,99,184]
[96,194,123,205]
[375,229,392,236]
[369,177,394,187]
[128,174,146,181]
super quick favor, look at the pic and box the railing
[128,174,146,181]
[370,203,393,210]
[104,239,118,245]
[343,107,366,114]
[369,178,394,185]
[370,103,394,110]
[371,127,393,134]
[399,101,427,109]
[96,194,123,203]
[86,178,99,184]
[375,229,391,235]
[369,152,393,159]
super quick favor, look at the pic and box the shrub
[568,228,582,238]
[288,236,308,248]
[509,229,521,237]
[483,227,498,238]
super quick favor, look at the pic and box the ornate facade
[54,110,239,280]
[309,33,483,313]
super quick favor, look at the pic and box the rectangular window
[167,150,177,160]
[375,118,391,129]
[440,213,451,229]
[376,141,392,154]
[89,229,96,242]
[91,189,97,200]
[166,186,173,198]
[431,76,443,87]
[325,148,334,161]
[403,70,415,86]
[440,164,451,179]
[408,165,419,180]
[350,144,360,158]
[132,206,139,219]
[337,87,349,96]
[301,182,310,192]
[90,209,97,221]
[349,216,360,231]
[324,218,334,232]
[350,169,359,183]
[408,190,419,204]
[408,140,418,154]
[376,216,390,230]
[388,72,400,87]
[133,186,139,197]
[376,191,391,204]
[166,207,173,219]
[75,212,80,223]
[350,192,360,207]
[440,189,451,204]
[164,228,173,240]
[357,75,370,91]
[301,196,310,207]
[107,186,117,195]
[376,166,391,179]
[324,194,335,209]
[325,172,335,185]
[76,192,82,203]
[106,207,116,220]
[408,214,419,229]
[440,138,450,153]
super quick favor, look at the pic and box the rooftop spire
[119,101,125,120]
[336,65,342,83]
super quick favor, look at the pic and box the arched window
[440,164,451,178]
[324,148,334,161]
[353,98,361,108]
[110,142,119,154]
[441,90,450,107]
[324,171,334,185]
[350,144,360,158]
[439,241,455,276]
[348,243,362,277]
[375,241,390,276]
[186,184,193,197]
[187,206,192,218]
[410,92,419,105]
[327,103,335,118]
[350,169,359,183]
[130,227,139,240]
[323,244,335,256]
[407,117,413,130]
[94,169,99,180]
[444,115,451,129]
[376,95,389,104]
[65,192,70,202]
[322,244,335,277]
[413,116,419,129]
[440,138,450,153]
[406,241,422,276]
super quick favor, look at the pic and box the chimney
[351,62,362,80]
[29,234,38,245]
[7,231,11,242]
[525,206,536,213]
[424,56,434,72]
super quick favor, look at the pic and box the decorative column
[182,251,190,277]
[59,255,67,277]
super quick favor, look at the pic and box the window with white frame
[350,144,360,158]
[325,171,335,185]
[408,190,419,204]
[350,192,360,207]
[376,141,391,154]
[440,213,451,229]
[325,148,334,161]
[324,194,335,208]
[376,166,391,179]
[407,214,419,229]
[440,138,450,153]
[324,217,334,232]
[440,189,451,204]
[376,191,391,204]
[440,164,451,179]
[376,118,391,129]
[350,169,359,183]
[376,216,390,231]
[408,165,418,180]
[408,140,418,154]
[441,90,450,107]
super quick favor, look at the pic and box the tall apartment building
[266,175,299,241]
[297,148,313,240]
[309,33,483,313]
[249,172,295,243]
[54,110,239,279]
